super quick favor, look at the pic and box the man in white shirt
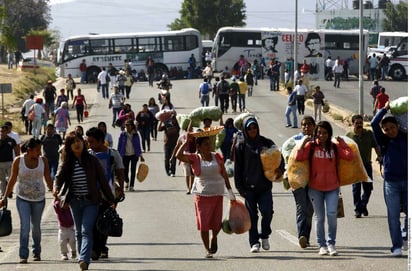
[5,121,21,158]
[97,67,110,99]
[293,79,308,115]
[22,94,35,135]
[325,56,334,81]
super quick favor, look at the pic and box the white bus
[388,36,408,81]
[211,27,369,80]
[57,28,202,81]
[378,32,408,48]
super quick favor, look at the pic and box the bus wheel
[389,64,406,81]
[87,66,101,84]
[154,64,168,81]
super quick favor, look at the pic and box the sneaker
[19,258,28,264]
[128,186,135,192]
[362,207,369,217]
[61,254,69,260]
[298,236,308,248]
[328,244,338,256]
[261,238,270,250]
[100,252,108,259]
[170,174,175,177]
[250,243,260,253]
[319,246,328,256]
[79,260,89,270]
[354,211,361,218]
[32,254,41,261]
[392,248,402,257]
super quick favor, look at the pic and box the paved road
[0,77,407,271]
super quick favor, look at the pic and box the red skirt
[194,195,223,231]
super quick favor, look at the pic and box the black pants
[92,201,111,259]
[296,95,305,114]
[219,94,229,113]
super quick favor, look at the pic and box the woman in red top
[296,121,353,256]
[72,88,87,123]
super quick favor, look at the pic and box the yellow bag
[260,146,282,182]
[287,141,310,190]
[334,136,369,186]
[136,163,149,183]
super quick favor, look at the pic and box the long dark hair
[314,121,333,153]
[21,138,42,153]
[60,131,90,171]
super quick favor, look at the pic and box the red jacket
[296,140,353,191]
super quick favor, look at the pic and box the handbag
[337,194,345,218]
[136,163,149,183]
[96,207,123,237]
[0,204,12,237]
[28,109,35,121]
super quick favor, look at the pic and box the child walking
[53,199,76,260]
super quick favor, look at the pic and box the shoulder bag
[0,202,12,237]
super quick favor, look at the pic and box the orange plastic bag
[228,199,251,234]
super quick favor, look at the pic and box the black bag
[96,208,123,237]
[0,206,12,237]
[115,118,123,127]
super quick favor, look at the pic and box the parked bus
[56,28,202,81]
[211,27,368,80]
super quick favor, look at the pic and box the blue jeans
[139,127,151,152]
[112,107,121,126]
[352,163,373,213]
[48,159,59,181]
[308,188,339,247]
[292,187,314,242]
[383,180,408,251]
[16,197,45,259]
[244,190,273,246]
[101,84,109,99]
[285,105,297,127]
[70,198,99,264]
[200,95,209,107]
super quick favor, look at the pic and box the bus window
[90,39,110,54]
[63,39,89,61]
[114,38,135,53]
[163,36,184,51]
[138,37,159,53]
[185,35,199,50]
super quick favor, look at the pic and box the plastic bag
[228,199,251,234]
[234,112,255,130]
[224,159,234,177]
[189,106,222,123]
[155,109,176,122]
[334,136,368,186]
[260,145,282,182]
[287,140,310,190]
[394,112,407,133]
[389,96,408,115]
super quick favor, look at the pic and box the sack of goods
[260,145,282,182]
[189,106,222,123]
[333,136,369,186]
[215,128,226,149]
[96,208,123,237]
[390,96,408,133]
[234,112,255,130]
[228,199,251,234]
[176,114,200,131]
[287,139,310,190]
[155,109,176,122]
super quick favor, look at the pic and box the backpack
[201,82,209,94]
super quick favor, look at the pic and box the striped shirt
[71,160,88,196]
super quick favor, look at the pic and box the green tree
[168,0,246,39]
[382,1,408,32]
[0,0,51,52]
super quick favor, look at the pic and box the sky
[49,0,316,40]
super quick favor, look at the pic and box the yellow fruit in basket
[260,146,282,182]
